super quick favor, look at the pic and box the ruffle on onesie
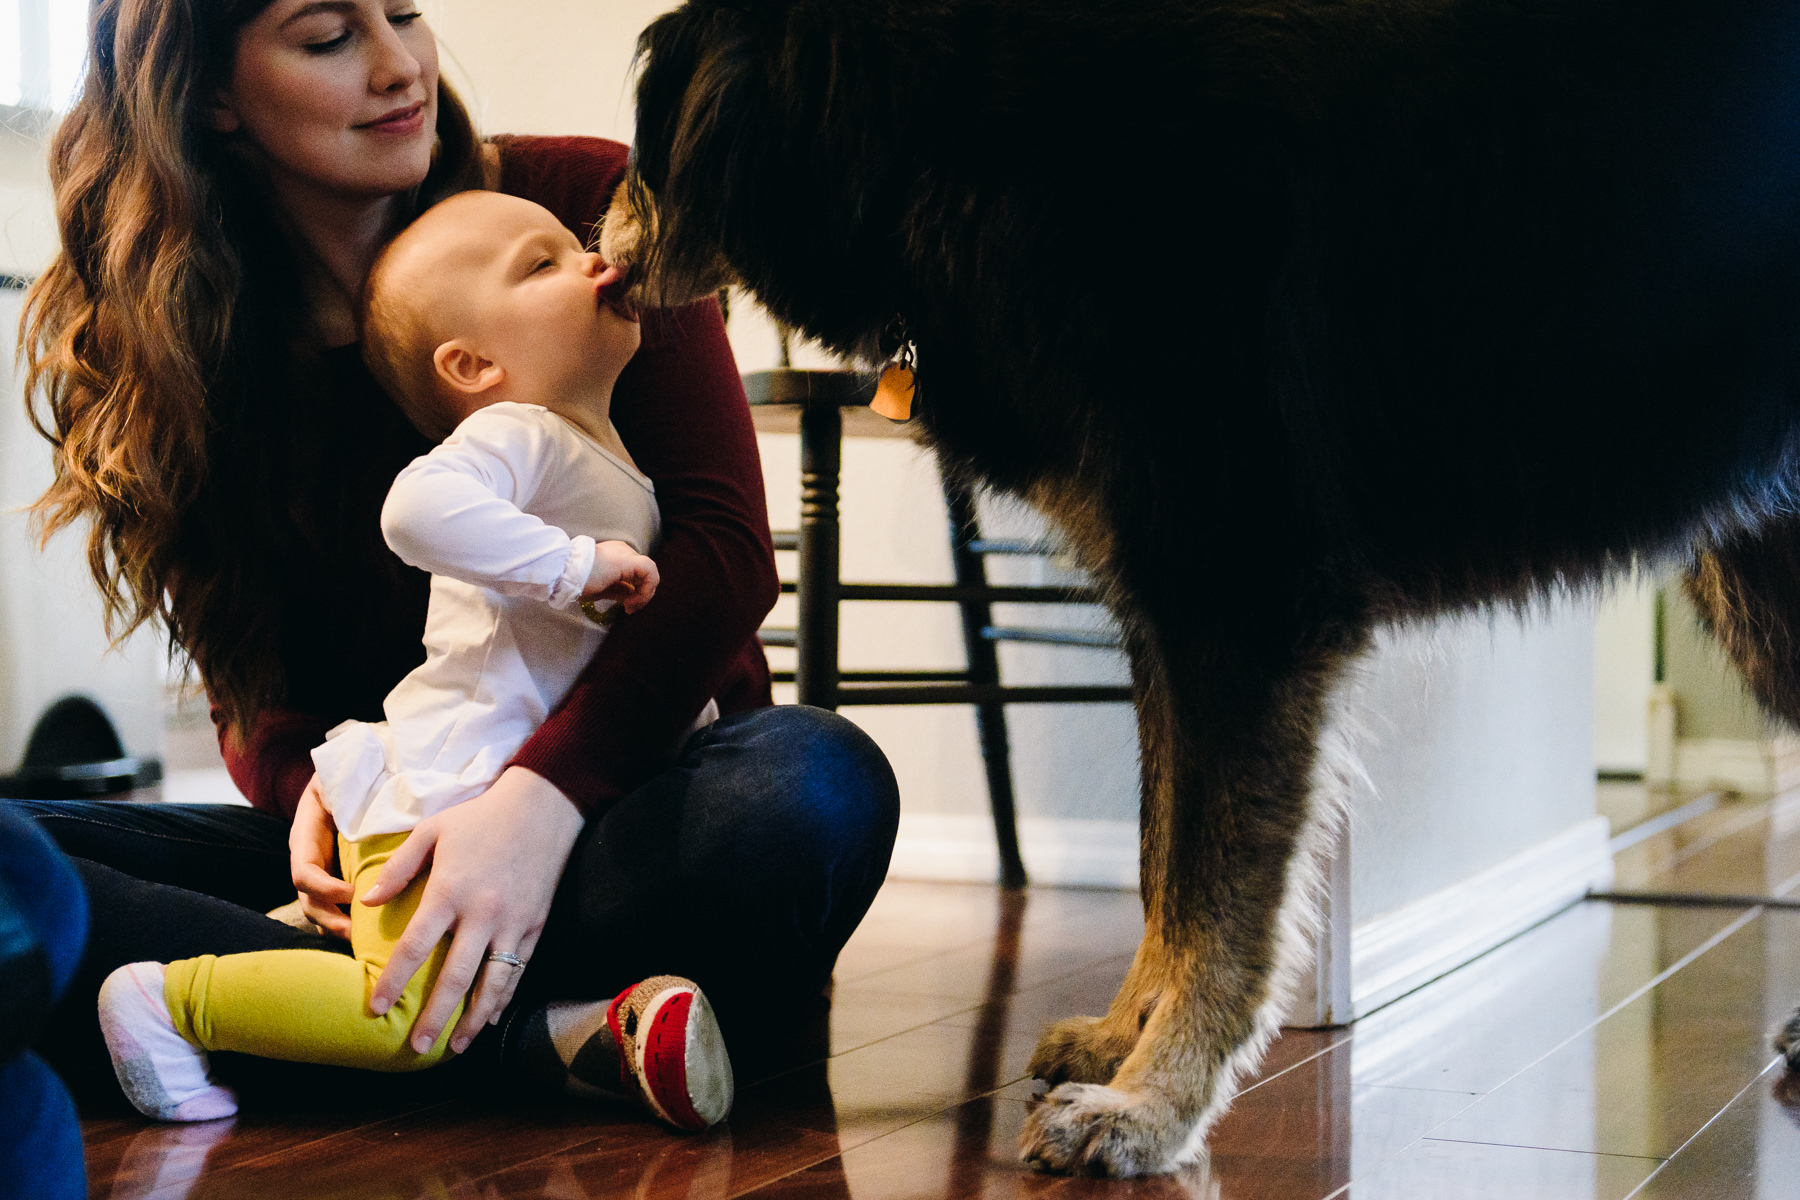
[313,700,721,842]
[311,720,515,842]
[547,535,597,610]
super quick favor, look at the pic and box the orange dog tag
[871,362,914,421]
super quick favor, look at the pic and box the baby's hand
[584,540,659,615]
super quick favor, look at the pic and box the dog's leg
[1027,938,1161,1088]
[1685,518,1800,729]
[1683,518,1800,1069]
[1019,614,1367,1177]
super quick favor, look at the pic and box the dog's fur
[603,0,1800,1176]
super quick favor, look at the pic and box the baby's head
[363,191,641,438]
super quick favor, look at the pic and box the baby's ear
[433,340,504,395]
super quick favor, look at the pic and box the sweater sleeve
[212,701,331,821]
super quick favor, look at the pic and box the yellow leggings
[163,832,463,1072]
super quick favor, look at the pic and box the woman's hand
[290,775,352,939]
[359,766,585,1055]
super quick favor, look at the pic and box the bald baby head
[361,191,501,437]
[362,190,642,440]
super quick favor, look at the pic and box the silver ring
[486,951,526,968]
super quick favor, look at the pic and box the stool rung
[967,538,1062,556]
[777,581,1101,603]
[834,682,1133,706]
[769,669,974,685]
[981,625,1122,648]
[778,533,1061,558]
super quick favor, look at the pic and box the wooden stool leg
[797,400,843,710]
[943,471,1029,889]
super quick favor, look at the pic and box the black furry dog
[602,0,1800,1176]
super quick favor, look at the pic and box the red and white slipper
[606,975,734,1131]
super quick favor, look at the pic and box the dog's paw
[1019,1082,1189,1177]
[1028,1015,1139,1087]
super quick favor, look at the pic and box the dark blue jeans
[10,705,898,1106]
[0,805,88,1199]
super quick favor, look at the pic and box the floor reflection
[947,887,1024,1197]
[1204,814,1800,1199]
[77,801,1800,1199]
[101,1119,235,1200]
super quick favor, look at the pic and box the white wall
[0,287,167,767]
[426,0,679,143]
[1664,581,1769,741]
[1592,565,1780,793]
[0,120,57,275]
[0,106,167,767]
[1593,571,1655,774]
[1351,603,1599,925]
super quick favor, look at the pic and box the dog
[601,0,1800,1176]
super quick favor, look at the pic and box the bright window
[1,0,88,112]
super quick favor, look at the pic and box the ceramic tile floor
[77,790,1800,1199]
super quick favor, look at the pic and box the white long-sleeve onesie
[312,401,664,841]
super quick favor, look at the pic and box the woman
[13,0,897,1109]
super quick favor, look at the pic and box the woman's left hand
[359,765,585,1054]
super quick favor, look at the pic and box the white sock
[97,962,238,1122]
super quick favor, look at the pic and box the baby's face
[409,191,641,406]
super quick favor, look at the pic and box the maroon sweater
[216,136,777,821]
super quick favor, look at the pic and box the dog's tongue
[596,265,640,322]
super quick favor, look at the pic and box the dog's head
[603,1,927,361]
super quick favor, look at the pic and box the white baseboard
[1348,815,1614,1018]
[891,813,1614,1027]
[887,813,1138,888]
[1675,738,1775,793]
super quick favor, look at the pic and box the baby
[96,191,731,1132]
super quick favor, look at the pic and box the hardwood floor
[80,791,1800,1199]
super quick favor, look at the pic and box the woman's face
[213,0,440,202]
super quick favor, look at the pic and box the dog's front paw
[1029,1015,1139,1086]
[1019,1082,1191,1177]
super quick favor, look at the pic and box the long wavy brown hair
[20,0,483,727]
